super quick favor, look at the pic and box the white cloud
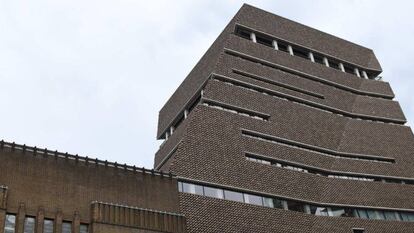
[0,0,413,168]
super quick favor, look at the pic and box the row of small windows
[202,101,269,121]
[235,26,380,80]
[178,182,414,222]
[246,154,414,185]
[4,214,88,233]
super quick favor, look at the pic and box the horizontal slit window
[256,35,273,47]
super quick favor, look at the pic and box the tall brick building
[1,4,414,233]
[155,4,414,233]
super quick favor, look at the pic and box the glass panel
[356,209,369,219]
[384,211,398,221]
[330,208,345,217]
[80,224,88,233]
[243,194,263,206]
[24,217,35,233]
[4,214,16,233]
[310,206,329,216]
[62,222,71,233]
[203,186,224,199]
[400,212,414,222]
[366,210,384,220]
[224,190,244,202]
[177,182,183,192]
[256,35,273,47]
[182,183,203,195]
[343,208,356,217]
[286,200,305,213]
[43,219,53,233]
[263,197,284,209]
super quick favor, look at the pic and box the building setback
[155,4,414,233]
[1,4,414,233]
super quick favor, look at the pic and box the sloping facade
[155,4,414,233]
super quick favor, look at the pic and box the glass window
[62,222,71,233]
[243,194,263,206]
[310,206,329,216]
[224,190,244,202]
[384,211,399,221]
[24,217,35,233]
[204,186,224,199]
[43,219,54,233]
[4,214,16,233]
[329,208,345,217]
[256,35,273,47]
[356,209,369,219]
[400,212,414,222]
[286,200,305,213]
[263,197,284,209]
[80,224,88,233]
[182,183,203,195]
[367,210,385,220]
[177,182,183,192]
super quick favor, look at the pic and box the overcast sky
[0,0,413,168]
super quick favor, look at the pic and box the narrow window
[62,222,71,233]
[286,200,305,213]
[329,207,346,217]
[235,28,251,40]
[352,229,365,233]
[292,47,309,59]
[243,194,263,206]
[310,206,329,216]
[263,197,284,209]
[177,182,183,192]
[384,211,399,221]
[182,183,203,195]
[256,35,273,47]
[277,42,289,53]
[356,209,369,219]
[400,212,414,222]
[80,224,89,233]
[4,214,16,233]
[43,219,54,233]
[224,190,244,202]
[204,186,224,199]
[24,217,35,233]
[313,54,324,64]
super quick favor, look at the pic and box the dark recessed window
[263,197,284,209]
[4,214,16,233]
[224,190,244,202]
[235,28,251,40]
[352,229,365,233]
[62,222,71,233]
[292,47,309,59]
[256,35,273,47]
[43,219,54,233]
[286,200,305,213]
[329,60,340,70]
[243,194,263,206]
[313,54,324,64]
[278,42,289,53]
[204,186,224,199]
[344,65,354,74]
[24,217,35,233]
[310,206,329,216]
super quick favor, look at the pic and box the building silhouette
[1,4,414,233]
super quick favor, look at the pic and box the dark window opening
[235,27,251,40]
[286,200,305,213]
[313,54,324,64]
[256,35,273,47]
[329,60,340,70]
[277,42,289,53]
[292,47,309,59]
[310,206,329,216]
[353,229,365,233]
[344,65,354,74]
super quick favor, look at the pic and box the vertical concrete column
[361,70,369,79]
[308,52,315,62]
[287,45,294,56]
[170,126,174,135]
[250,32,257,43]
[272,40,279,50]
[55,210,63,233]
[339,63,345,72]
[323,57,330,67]
[36,207,45,233]
[165,132,169,140]
[16,203,26,233]
[72,211,80,233]
[354,68,361,77]
[304,205,311,214]
[282,201,288,210]
[184,109,189,119]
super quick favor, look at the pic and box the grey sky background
[0,0,413,168]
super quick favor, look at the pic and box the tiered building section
[155,4,414,233]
